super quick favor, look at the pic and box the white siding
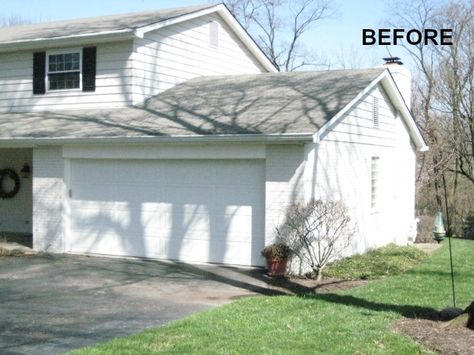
[264,144,306,245]
[321,85,397,147]
[0,148,32,233]
[0,14,267,111]
[32,146,65,252]
[132,14,266,104]
[0,41,135,112]
[302,84,417,266]
[392,113,417,242]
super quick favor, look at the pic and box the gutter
[0,133,314,147]
[0,31,135,53]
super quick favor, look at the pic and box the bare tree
[276,199,353,280]
[433,2,474,185]
[0,16,33,27]
[389,0,474,235]
[225,0,334,71]
[334,44,380,69]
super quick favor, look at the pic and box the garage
[66,159,265,266]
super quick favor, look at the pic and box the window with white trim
[371,157,379,209]
[47,50,81,90]
[373,96,379,128]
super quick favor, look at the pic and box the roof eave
[0,133,313,147]
[0,30,135,53]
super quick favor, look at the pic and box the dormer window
[47,50,81,90]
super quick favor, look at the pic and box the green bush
[323,244,428,280]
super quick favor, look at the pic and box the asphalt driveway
[0,254,271,354]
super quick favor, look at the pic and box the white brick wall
[287,84,418,274]
[0,148,32,233]
[32,146,65,252]
[264,144,305,245]
[305,84,416,258]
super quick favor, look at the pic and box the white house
[0,4,427,267]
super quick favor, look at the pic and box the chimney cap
[383,57,403,65]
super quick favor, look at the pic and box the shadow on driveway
[0,254,275,354]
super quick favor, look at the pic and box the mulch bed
[393,317,474,355]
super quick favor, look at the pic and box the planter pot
[265,258,288,276]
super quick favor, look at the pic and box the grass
[323,244,429,280]
[71,239,474,354]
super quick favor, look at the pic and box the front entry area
[0,148,32,246]
[66,159,265,266]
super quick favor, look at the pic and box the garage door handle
[69,189,72,198]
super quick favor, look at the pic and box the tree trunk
[315,267,323,281]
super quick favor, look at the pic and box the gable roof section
[312,69,427,151]
[0,3,276,72]
[0,68,414,145]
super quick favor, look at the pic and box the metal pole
[447,235,456,308]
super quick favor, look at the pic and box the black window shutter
[33,52,46,95]
[82,47,96,92]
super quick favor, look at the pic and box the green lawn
[71,239,474,354]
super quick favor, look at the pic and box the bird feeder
[433,210,446,243]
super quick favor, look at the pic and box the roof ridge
[181,67,386,82]
[0,4,217,31]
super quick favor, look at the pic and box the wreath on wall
[0,169,21,199]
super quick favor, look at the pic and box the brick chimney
[382,57,412,110]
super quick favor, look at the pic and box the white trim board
[62,143,266,160]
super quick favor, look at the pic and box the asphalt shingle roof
[0,4,215,44]
[0,68,385,141]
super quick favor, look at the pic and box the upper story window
[47,51,81,90]
[33,47,96,95]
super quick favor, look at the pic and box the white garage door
[67,159,265,266]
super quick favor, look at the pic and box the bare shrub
[416,215,435,243]
[276,199,354,280]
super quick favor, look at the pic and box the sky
[0,0,406,70]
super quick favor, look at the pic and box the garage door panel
[68,159,265,266]
[71,160,112,182]
[165,239,261,265]
[70,207,124,231]
[70,231,160,258]
[72,183,118,201]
